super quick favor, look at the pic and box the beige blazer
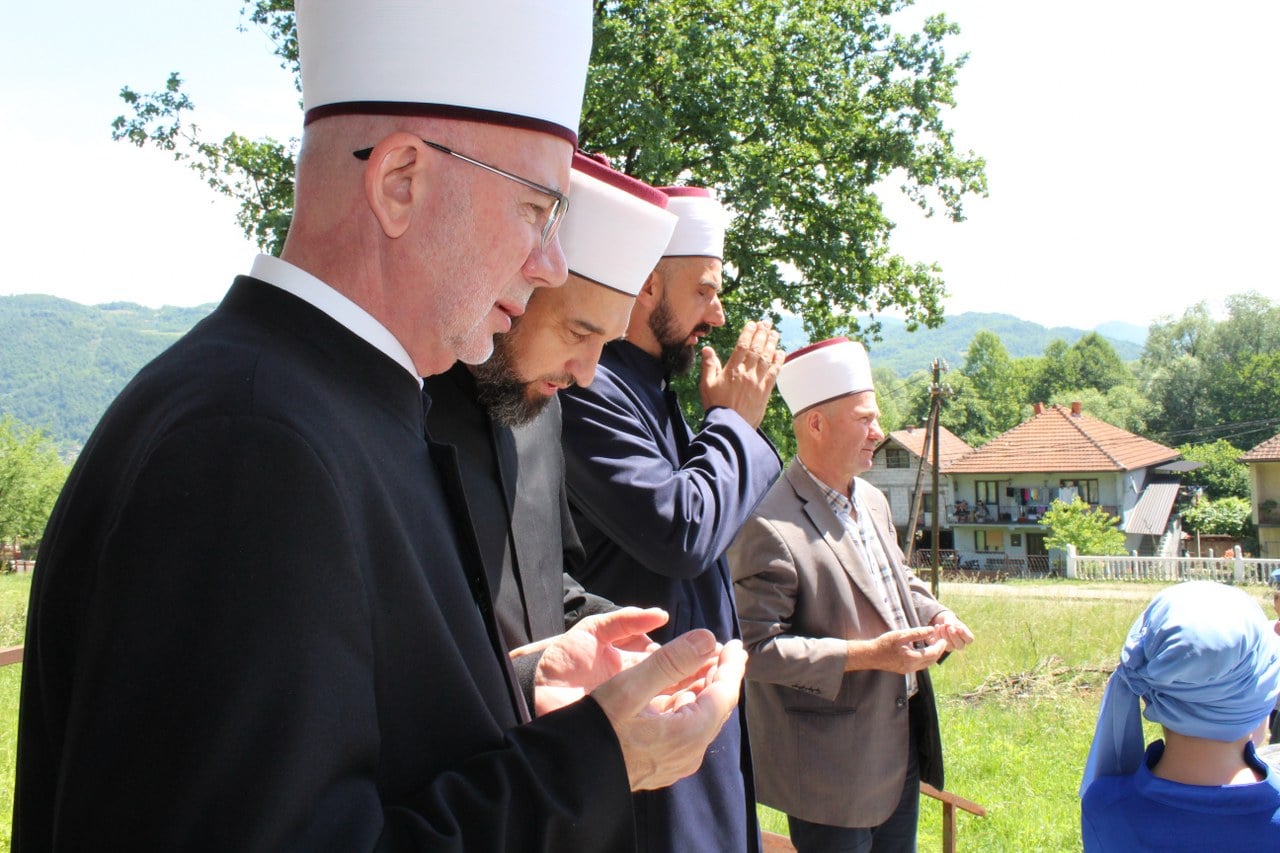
[728,461,946,828]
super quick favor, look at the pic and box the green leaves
[1180,496,1253,538]
[1038,497,1126,557]
[0,416,68,546]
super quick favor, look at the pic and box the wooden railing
[762,783,986,852]
[0,645,22,667]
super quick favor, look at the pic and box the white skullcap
[660,187,727,260]
[297,0,592,144]
[778,337,874,414]
[560,154,677,297]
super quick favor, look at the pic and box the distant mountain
[777,311,1144,377]
[0,293,1147,450]
[0,295,214,451]
[1094,320,1148,347]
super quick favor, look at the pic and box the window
[915,492,935,513]
[1060,478,1100,505]
[976,530,1004,551]
[975,481,1001,505]
[886,448,909,469]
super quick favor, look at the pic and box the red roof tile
[1241,431,1280,462]
[944,404,1180,474]
[881,425,973,467]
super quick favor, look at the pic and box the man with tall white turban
[14,3,745,849]
[561,185,783,852]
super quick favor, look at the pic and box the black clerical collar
[605,339,671,387]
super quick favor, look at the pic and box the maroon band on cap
[573,153,668,208]
[304,101,578,146]
[784,336,852,363]
[659,186,714,199]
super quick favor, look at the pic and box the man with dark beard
[560,186,785,853]
[423,152,676,681]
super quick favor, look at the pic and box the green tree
[1177,439,1251,500]
[1180,496,1253,538]
[1038,496,1126,556]
[0,416,69,548]
[1141,295,1280,449]
[1027,338,1072,405]
[960,330,1022,435]
[1046,386,1152,435]
[1064,332,1132,393]
[113,0,985,340]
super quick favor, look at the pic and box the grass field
[0,576,1273,850]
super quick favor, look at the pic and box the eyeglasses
[354,139,568,251]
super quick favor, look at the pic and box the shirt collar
[796,456,853,519]
[250,254,421,387]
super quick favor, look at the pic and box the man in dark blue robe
[561,186,785,853]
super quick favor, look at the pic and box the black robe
[14,278,632,851]
[422,363,614,651]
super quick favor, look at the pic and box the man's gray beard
[649,294,698,377]
[471,336,552,428]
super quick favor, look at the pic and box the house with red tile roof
[863,424,973,549]
[942,402,1182,570]
[1241,431,1280,559]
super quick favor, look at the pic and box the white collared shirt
[249,254,421,387]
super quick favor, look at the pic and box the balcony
[947,502,1118,525]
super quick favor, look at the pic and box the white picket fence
[1065,544,1280,585]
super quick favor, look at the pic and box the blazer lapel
[785,463,900,631]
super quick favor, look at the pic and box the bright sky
[4,1,1276,330]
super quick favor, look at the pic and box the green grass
[1,576,1273,850]
[0,573,31,851]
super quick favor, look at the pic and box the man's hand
[699,320,784,429]
[930,610,975,652]
[531,608,666,717]
[592,630,748,791]
[844,626,947,675]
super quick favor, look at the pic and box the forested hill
[780,312,1144,377]
[0,295,214,452]
[0,293,1143,451]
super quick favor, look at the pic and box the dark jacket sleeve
[17,417,632,852]
[561,378,781,579]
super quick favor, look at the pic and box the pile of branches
[960,655,1113,703]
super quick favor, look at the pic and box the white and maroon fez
[559,154,677,297]
[297,0,593,144]
[660,186,727,260]
[778,337,875,414]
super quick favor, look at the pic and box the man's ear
[636,267,663,310]
[363,133,428,239]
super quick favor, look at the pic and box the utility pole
[930,358,945,598]
[902,358,948,598]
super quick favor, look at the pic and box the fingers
[575,607,669,646]
[699,345,720,386]
[593,629,720,724]
[887,625,937,645]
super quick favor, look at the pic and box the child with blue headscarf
[1080,581,1280,851]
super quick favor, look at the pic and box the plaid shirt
[797,458,917,696]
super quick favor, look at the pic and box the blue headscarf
[1080,581,1280,795]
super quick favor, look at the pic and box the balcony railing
[908,549,1053,578]
[947,503,1118,525]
